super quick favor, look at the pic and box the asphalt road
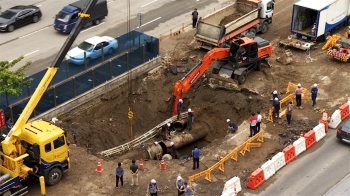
[244,128,350,196]
[0,0,219,75]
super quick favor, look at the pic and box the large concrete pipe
[144,122,209,160]
[173,120,187,131]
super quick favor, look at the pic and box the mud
[219,11,246,26]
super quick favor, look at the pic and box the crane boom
[2,0,98,154]
[172,48,229,116]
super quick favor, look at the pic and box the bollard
[182,23,185,32]
[40,176,46,196]
[170,29,172,38]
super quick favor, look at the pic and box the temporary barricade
[320,112,328,133]
[314,123,326,142]
[282,145,296,164]
[221,176,241,196]
[247,168,265,190]
[272,152,286,172]
[261,160,275,180]
[329,110,342,129]
[338,102,350,120]
[304,130,316,149]
[293,137,306,156]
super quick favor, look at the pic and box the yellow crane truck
[0,0,98,195]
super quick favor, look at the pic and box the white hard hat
[274,97,278,101]
[151,179,156,183]
[177,175,182,181]
[188,108,192,112]
[154,142,158,145]
[170,142,174,146]
[226,119,230,122]
[313,83,317,87]
[167,123,171,127]
[273,90,277,94]
[179,99,183,103]
[298,83,301,87]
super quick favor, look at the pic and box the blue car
[66,36,118,65]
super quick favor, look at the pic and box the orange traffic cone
[160,159,166,170]
[95,159,103,173]
[139,159,144,171]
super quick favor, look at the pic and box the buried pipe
[173,120,187,131]
[144,122,209,160]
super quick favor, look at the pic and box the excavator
[0,0,98,195]
[172,36,272,115]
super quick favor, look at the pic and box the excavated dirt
[219,11,246,26]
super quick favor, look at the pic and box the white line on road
[81,22,105,33]
[107,0,115,4]
[19,27,49,39]
[274,4,293,16]
[141,0,158,8]
[24,50,39,57]
[137,17,161,28]
[36,4,42,7]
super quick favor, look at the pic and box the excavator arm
[2,0,98,156]
[172,48,230,116]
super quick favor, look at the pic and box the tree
[0,56,33,96]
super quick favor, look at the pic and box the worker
[191,8,198,28]
[115,162,124,188]
[147,179,159,196]
[161,123,172,140]
[272,90,279,101]
[226,119,238,133]
[249,113,257,137]
[5,117,12,134]
[130,159,139,186]
[273,98,280,119]
[311,83,318,108]
[295,83,302,108]
[256,111,262,133]
[184,182,193,196]
[177,99,183,120]
[192,145,200,170]
[176,174,185,196]
[187,108,194,131]
[168,141,177,159]
[286,101,293,127]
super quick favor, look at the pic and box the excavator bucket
[276,50,293,65]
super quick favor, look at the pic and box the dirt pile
[219,12,246,26]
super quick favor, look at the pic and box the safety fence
[328,100,350,129]
[0,31,159,122]
[246,113,329,190]
[187,130,264,187]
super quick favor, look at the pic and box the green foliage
[0,56,33,96]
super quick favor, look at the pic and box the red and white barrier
[221,176,241,196]
[314,123,326,142]
[261,160,276,180]
[329,110,341,129]
[329,100,350,129]
[293,137,306,156]
[271,152,286,172]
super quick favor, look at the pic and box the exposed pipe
[173,120,187,131]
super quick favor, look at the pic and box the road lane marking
[141,0,158,8]
[81,22,105,33]
[36,4,42,7]
[24,50,39,57]
[107,0,115,4]
[137,17,161,28]
[19,27,49,39]
[274,4,293,16]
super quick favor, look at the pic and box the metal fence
[0,31,159,121]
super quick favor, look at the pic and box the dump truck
[0,0,98,195]
[279,0,350,50]
[194,0,275,50]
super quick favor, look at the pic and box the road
[0,0,226,75]
[244,128,350,196]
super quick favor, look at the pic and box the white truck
[279,0,350,50]
[195,0,275,50]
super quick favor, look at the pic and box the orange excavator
[172,36,272,115]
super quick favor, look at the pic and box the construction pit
[29,13,350,196]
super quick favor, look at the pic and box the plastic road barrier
[293,137,306,156]
[329,110,341,129]
[221,176,241,196]
[304,130,316,149]
[247,168,265,190]
[272,152,286,172]
[283,145,296,164]
[261,160,276,180]
[314,123,326,142]
[339,102,350,120]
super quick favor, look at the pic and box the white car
[66,36,118,65]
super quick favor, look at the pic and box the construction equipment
[276,49,293,65]
[0,0,98,195]
[172,36,272,115]
[325,35,350,62]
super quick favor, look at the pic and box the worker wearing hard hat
[147,179,159,196]
[177,99,183,120]
[168,141,177,159]
[226,119,238,133]
[295,83,303,109]
[272,90,279,101]
[273,98,281,119]
[187,108,194,131]
[311,83,318,108]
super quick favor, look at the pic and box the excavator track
[98,112,188,156]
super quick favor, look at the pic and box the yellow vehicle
[0,0,98,194]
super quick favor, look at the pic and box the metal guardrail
[98,112,188,156]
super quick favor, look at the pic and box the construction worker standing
[256,111,262,133]
[115,162,124,188]
[169,141,177,159]
[176,174,185,196]
[249,113,257,137]
[184,182,193,196]
[187,108,194,131]
[272,90,279,100]
[177,99,183,120]
[273,98,280,119]
[192,145,200,170]
[295,83,302,108]
[311,83,318,108]
[147,179,159,196]
[286,101,293,127]
[130,159,139,186]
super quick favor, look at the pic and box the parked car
[66,36,118,65]
[0,5,42,32]
[337,118,350,144]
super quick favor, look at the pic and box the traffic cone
[160,159,166,170]
[95,159,103,173]
[139,159,144,171]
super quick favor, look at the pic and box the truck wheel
[260,22,269,34]
[248,28,256,35]
[94,19,101,25]
[46,168,62,186]
[212,68,219,74]
[237,72,247,85]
